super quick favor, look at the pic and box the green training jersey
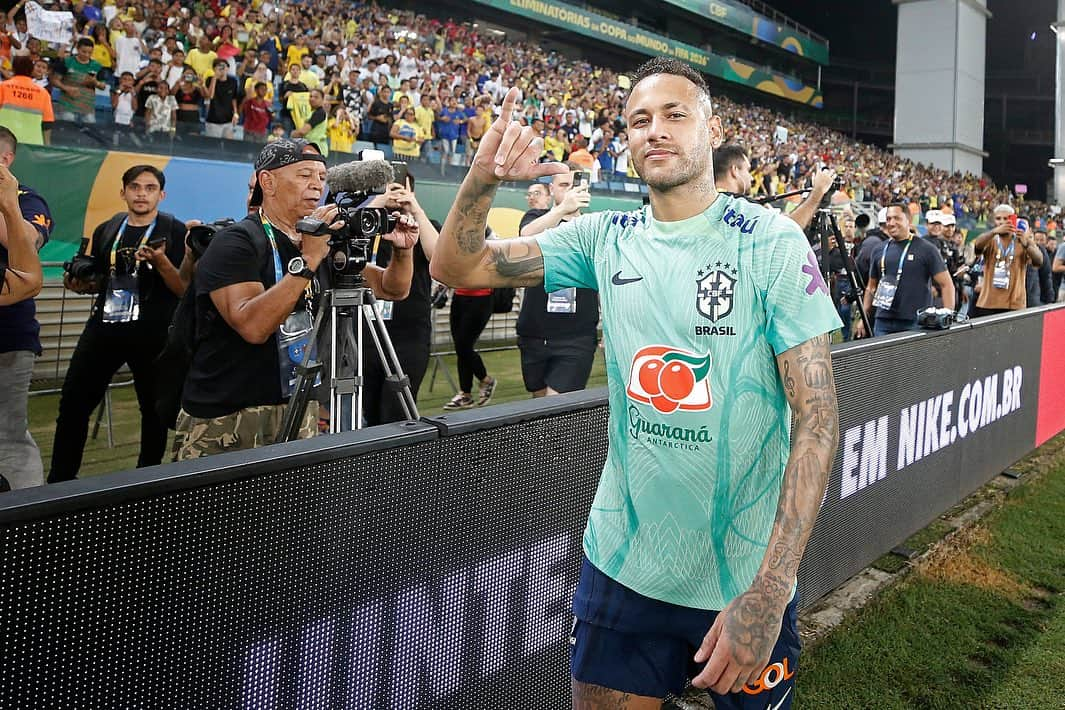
[538,194,842,610]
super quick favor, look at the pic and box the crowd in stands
[0,0,1058,229]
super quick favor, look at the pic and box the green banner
[662,0,828,65]
[471,0,823,108]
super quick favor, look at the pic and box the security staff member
[49,165,188,482]
[0,126,53,489]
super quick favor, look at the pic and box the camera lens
[358,209,381,236]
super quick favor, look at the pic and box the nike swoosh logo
[611,270,643,285]
[767,686,792,710]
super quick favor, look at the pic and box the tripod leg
[364,302,420,421]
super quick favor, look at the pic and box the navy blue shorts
[570,557,801,708]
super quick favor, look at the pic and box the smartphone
[390,160,408,187]
[1016,218,1029,232]
[146,234,167,249]
[571,171,584,188]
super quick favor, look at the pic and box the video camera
[917,307,961,330]
[295,151,401,282]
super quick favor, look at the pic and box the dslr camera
[917,307,958,330]
[63,237,98,282]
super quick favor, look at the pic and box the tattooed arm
[430,86,567,289]
[692,333,838,695]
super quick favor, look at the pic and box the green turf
[796,459,1065,708]
[28,345,608,478]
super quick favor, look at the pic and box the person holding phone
[969,203,1043,317]
[48,166,190,483]
[516,165,599,396]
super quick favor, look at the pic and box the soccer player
[431,58,841,709]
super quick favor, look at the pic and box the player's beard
[637,133,712,193]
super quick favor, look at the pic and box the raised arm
[693,333,838,694]
[430,86,567,289]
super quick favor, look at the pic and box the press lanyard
[996,236,1016,263]
[369,234,383,265]
[880,238,912,285]
[109,217,158,272]
[259,213,284,285]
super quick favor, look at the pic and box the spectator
[390,106,424,160]
[132,58,163,128]
[0,130,52,489]
[327,106,355,153]
[144,79,177,136]
[525,182,550,211]
[0,56,53,145]
[163,48,186,88]
[113,21,146,80]
[111,71,137,131]
[567,135,595,172]
[90,24,115,84]
[367,84,394,153]
[186,36,218,80]
[204,59,239,139]
[1027,229,1054,306]
[279,63,309,132]
[173,69,205,134]
[291,87,329,155]
[51,37,105,124]
[241,81,273,142]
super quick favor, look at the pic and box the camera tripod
[807,209,873,337]
[279,273,420,441]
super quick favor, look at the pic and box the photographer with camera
[174,140,419,459]
[0,128,52,490]
[969,204,1042,318]
[48,165,189,483]
[855,204,954,338]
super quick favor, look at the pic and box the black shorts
[518,334,597,393]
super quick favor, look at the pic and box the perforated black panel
[0,408,607,709]
[0,313,1050,709]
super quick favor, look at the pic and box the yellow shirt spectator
[390,114,422,158]
[187,47,218,79]
[286,44,309,70]
[328,113,355,153]
[414,103,434,140]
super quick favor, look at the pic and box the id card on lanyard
[262,217,316,398]
[102,217,156,324]
[872,238,911,311]
[368,233,393,320]
[992,237,1015,290]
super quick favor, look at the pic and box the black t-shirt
[368,98,393,143]
[0,185,52,354]
[362,223,434,344]
[86,212,187,326]
[182,214,310,417]
[869,236,946,322]
[307,106,327,129]
[206,75,238,123]
[515,209,599,339]
[135,79,159,118]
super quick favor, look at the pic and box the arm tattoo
[488,239,544,285]
[454,178,496,255]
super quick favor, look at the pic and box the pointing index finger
[498,86,519,124]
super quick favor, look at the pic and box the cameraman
[48,165,189,483]
[0,129,52,491]
[174,140,419,459]
[359,168,439,426]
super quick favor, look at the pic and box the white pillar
[1053,0,1065,205]
[890,0,990,176]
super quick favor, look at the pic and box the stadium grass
[27,345,608,478]
[795,436,1065,708]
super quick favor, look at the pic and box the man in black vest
[48,165,189,482]
[517,166,599,396]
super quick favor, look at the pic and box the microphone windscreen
[326,160,395,194]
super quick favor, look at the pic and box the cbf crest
[696,262,737,322]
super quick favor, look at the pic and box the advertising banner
[661,0,829,65]
[469,0,823,108]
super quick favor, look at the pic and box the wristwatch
[287,256,315,280]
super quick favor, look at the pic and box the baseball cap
[877,207,887,224]
[941,213,956,226]
[926,209,943,224]
[250,139,325,207]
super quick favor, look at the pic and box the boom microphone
[326,160,394,195]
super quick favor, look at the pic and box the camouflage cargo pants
[172,403,318,461]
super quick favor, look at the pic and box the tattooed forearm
[752,334,839,607]
[488,239,545,285]
[453,178,497,255]
[572,679,652,709]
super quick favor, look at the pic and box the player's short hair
[885,202,910,221]
[0,126,18,155]
[712,144,748,183]
[625,57,713,115]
